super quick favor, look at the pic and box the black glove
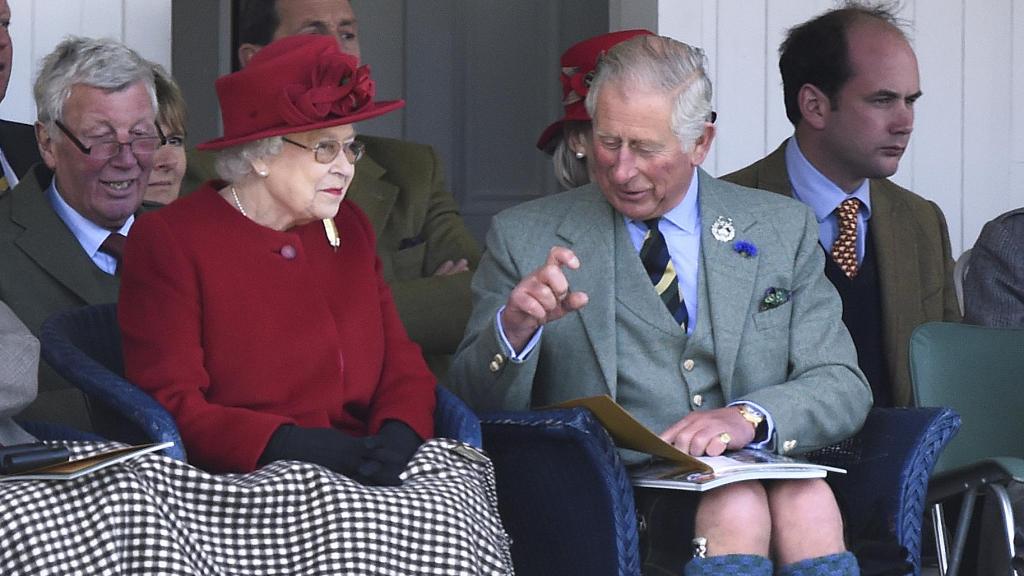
[357,420,423,486]
[258,425,379,478]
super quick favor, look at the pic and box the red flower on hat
[277,48,377,127]
[561,66,588,106]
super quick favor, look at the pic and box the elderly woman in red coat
[119,34,434,481]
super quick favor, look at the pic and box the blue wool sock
[777,551,860,576]
[684,554,773,576]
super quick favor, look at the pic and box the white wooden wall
[0,0,172,127]
[632,0,1023,255]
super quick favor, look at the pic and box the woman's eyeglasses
[282,137,365,164]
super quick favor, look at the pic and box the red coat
[119,183,436,472]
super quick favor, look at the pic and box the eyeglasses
[55,120,165,159]
[282,137,365,164]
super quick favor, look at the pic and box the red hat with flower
[536,29,654,153]
[199,34,404,150]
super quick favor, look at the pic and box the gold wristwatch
[736,404,765,430]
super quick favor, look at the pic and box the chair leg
[986,483,1017,576]
[932,502,950,575]
[947,489,980,576]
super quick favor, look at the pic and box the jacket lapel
[555,186,618,396]
[346,153,398,235]
[11,167,113,305]
[697,170,761,385]
[868,182,918,403]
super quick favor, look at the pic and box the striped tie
[831,198,860,278]
[639,218,688,330]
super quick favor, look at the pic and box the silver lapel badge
[711,216,735,242]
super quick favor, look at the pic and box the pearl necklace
[230,186,249,218]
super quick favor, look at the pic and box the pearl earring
[574,150,585,159]
[256,168,268,177]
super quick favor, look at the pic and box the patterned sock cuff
[778,551,860,576]
[684,554,773,576]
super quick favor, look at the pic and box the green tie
[639,218,688,330]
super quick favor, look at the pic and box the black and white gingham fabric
[0,438,513,575]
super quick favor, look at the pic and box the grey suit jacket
[0,164,119,430]
[449,169,871,456]
[0,300,38,446]
[723,142,961,406]
[964,207,1024,327]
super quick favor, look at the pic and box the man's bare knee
[694,481,771,556]
[767,479,846,564]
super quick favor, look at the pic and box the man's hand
[433,258,470,276]
[658,407,756,457]
[500,246,589,352]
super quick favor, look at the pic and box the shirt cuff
[496,306,543,362]
[727,400,774,449]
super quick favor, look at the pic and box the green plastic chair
[910,321,1024,576]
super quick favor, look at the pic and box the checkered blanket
[0,439,513,575]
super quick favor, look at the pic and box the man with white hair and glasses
[0,36,162,432]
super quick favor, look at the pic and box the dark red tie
[99,233,127,274]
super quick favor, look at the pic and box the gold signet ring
[718,433,731,445]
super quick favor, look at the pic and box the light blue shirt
[786,137,872,263]
[47,178,133,276]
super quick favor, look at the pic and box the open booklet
[0,441,175,481]
[549,395,843,492]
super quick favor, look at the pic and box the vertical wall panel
[350,0,405,139]
[124,0,172,70]
[912,0,965,251]
[713,0,767,176]
[1012,1,1024,210]
[761,1,830,153]
[961,0,1014,251]
[1,1,170,127]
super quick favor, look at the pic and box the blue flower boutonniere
[733,240,757,258]
[759,287,791,312]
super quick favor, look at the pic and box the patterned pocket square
[758,287,791,312]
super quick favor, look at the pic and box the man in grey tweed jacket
[450,35,869,576]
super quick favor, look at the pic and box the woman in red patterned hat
[119,34,433,483]
[536,29,653,190]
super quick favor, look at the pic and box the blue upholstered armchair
[482,405,959,576]
[37,303,482,460]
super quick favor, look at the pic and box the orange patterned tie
[831,198,860,278]
[0,175,8,193]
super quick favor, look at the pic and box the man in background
[0,37,160,430]
[724,3,959,408]
[185,0,481,378]
[0,0,43,196]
